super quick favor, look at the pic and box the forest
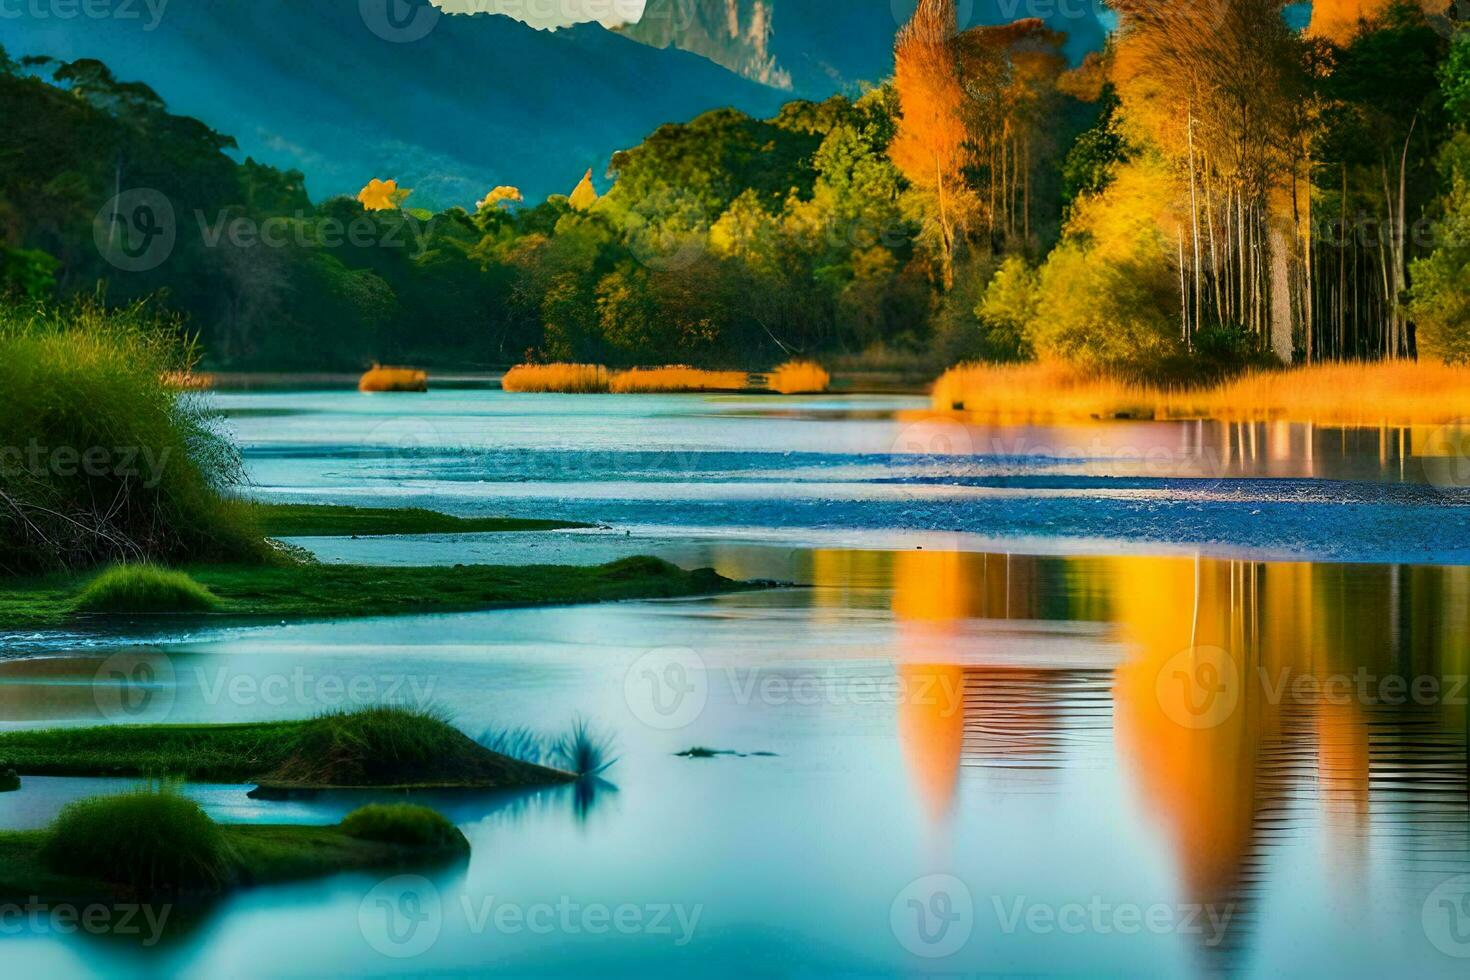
[2,0,1469,380]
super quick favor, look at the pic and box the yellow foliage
[358,178,410,212]
[930,360,1470,425]
[767,360,831,395]
[477,186,523,212]
[501,363,611,393]
[609,367,750,393]
[568,169,599,212]
[358,365,428,393]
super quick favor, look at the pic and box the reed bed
[358,365,428,392]
[930,361,1470,425]
[501,362,832,395]
[609,367,749,393]
[766,360,831,395]
[501,363,611,393]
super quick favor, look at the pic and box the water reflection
[826,547,1470,964]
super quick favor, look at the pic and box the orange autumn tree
[891,0,973,289]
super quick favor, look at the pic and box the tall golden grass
[931,360,1470,425]
[359,365,428,393]
[501,364,611,393]
[609,367,750,393]
[767,360,831,395]
[501,362,833,395]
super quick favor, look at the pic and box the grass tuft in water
[551,717,618,778]
[339,804,464,849]
[41,785,232,893]
[71,563,219,614]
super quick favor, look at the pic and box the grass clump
[251,502,584,537]
[256,705,574,790]
[609,367,749,393]
[502,363,611,393]
[931,360,1470,425]
[0,299,262,575]
[0,769,17,792]
[340,804,464,849]
[41,787,232,894]
[71,563,218,614]
[358,365,428,393]
[767,360,831,394]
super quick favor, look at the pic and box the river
[1,385,1467,977]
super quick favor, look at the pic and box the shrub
[340,804,463,848]
[609,367,748,393]
[358,365,428,392]
[501,363,610,393]
[0,299,261,574]
[41,787,232,893]
[72,563,219,614]
[767,360,831,394]
[0,768,18,792]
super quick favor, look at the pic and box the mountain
[0,0,788,208]
[619,0,1108,96]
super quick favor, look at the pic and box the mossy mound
[340,804,466,850]
[257,706,573,790]
[72,564,219,614]
[41,788,231,894]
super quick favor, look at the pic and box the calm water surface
[1,387,1468,977]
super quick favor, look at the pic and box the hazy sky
[434,0,649,30]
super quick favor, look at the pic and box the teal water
[1,388,1468,977]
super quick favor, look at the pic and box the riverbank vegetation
[502,361,831,394]
[249,503,586,537]
[0,785,468,903]
[0,707,574,790]
[0,555,749,630]
[932,359,1470,424]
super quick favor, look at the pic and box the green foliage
[1029,242,1183,381]
[340,804,464,849]
[976,256,1040,359]
[1060,87,1128,214]
[72,563,219,614]
[42,787,232,893]
[1410,132,1470,363]
[0,300,261,574]
[0,247,59,300]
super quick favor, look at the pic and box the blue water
[1,387,1468,977]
